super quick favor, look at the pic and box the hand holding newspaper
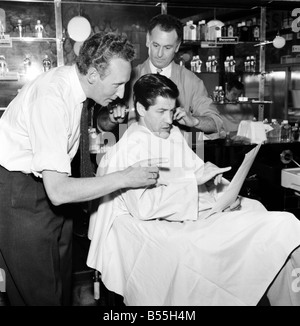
[200,144,261,219]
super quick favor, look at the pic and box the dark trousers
[0,166,73,306]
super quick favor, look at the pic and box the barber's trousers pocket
[11,173,43,210]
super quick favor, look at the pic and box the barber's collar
[149,60,172,78]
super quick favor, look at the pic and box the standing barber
[126,14,224,138]
[0,32,163,306]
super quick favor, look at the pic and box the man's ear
[86,67,99,85]
[146,32,151,48]
[136,102,146,117]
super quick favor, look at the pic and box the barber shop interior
[1,0,300,308]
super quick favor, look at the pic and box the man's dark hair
[133,73,179,115]
[76,32,135,77]
[227,79,244,92]
[147,14,183,43]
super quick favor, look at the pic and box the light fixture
[67,11,91,43]
[272,35,286,49]
[254,33,286,49]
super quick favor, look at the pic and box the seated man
[87,74,300,306]
[217,80,254,137]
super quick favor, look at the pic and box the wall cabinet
[0,0,63,110]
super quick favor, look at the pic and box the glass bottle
[229,55,236,73]
[0,55,7,77]
[252,17,260,42]
[35,20,44,38]
[218,86,225,104]
[292,122,299,141]
[244,56,250,72]
[17,19,23,38]
[42,55,51,72]
[281,120,292,142]
[211,55,218,73]
[206,56,212,72]
[195,55,202,73]
[224,56,230,73]
[250,55,256,73]
[23,55,31,75]
[268,119,281,143]
[227,22,235,37]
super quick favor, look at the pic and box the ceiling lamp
[67,16,91,42]
[254,34,286,49]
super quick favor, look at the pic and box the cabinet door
[0,1,62,108]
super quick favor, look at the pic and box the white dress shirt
[149,60,172,78]
[0,65,86,177]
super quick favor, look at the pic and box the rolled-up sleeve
[30,93,71,177]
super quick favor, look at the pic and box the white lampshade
[273,35,286,49]
[67,16,91,42]
[73,41,84,56]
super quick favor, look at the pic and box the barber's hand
[108,102,128,124]
[173,107,199,128]
[195,162,231,185]
[223,196,242,212]
[121,158,169,188]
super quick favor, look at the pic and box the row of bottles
[0,54,52,77]
[182,54,255,73]
[183,17,260,42]
[265,119,300,143]
[190,55,202,73]
[23,54,52,74]
[224,56,236,73]
[244,56,256,73]
[212,86,225,103]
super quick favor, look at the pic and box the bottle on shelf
[252,17,260,42]
[292,122,299,141]
[229,55,236,73]
[211,55,218,73]
[197,20,206,41]
[35,20,44,38]
[250,55,256,73]
[268,119,281,143]
[212,85,219,102]
[218,86,225,104]
[17,19,23,38]
[42,54,51,72]
[281,120,292,142]
[184,20,197,41]
[226,21,235,37]
[194,55,202,73]
[190,56,196,72]
[0,55,7,77]
[23,55,31,75]
[224,56,230,73]
[244,56,250,72]
[206,56,212,72]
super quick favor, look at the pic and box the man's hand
[108,102,128,124]
[223,196,242,212]
[195,162,231,185]
[173,107,199,127]
[121,158,169,188]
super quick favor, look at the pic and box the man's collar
[149,60,172,78]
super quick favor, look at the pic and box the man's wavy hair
[148,14,183,43]
[76,32,135,78]
[133,73,179,120]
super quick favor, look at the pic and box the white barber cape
[87,123,300,306]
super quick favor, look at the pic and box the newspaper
[201,144,261,219]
